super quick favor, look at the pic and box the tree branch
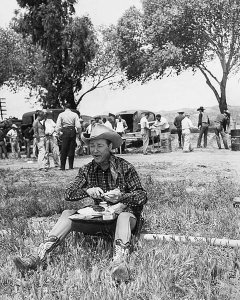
[198,66,220,104]
[200,64,220,84]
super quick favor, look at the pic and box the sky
[0,0,240,119]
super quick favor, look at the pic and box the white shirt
[115,119,127,133]
[7,129,18,139]
[86,124,93,134]
[140,116,149,134]
[182,117,194,130]
[45,118,57,136]
[104,120,113,129]
[155,117,169,130]
[56,109,81,131]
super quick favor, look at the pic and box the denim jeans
[214,125,228,149]
[45,135,60,167]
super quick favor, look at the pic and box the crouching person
[13,124,147,283]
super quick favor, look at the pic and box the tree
[0,28,31,87]
[15,0,97,109]
[117,0,240,112]
[75,26,127,106]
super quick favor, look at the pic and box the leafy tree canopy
[117,0,240,112]
[14,0,97,109]
[76,25,128,105]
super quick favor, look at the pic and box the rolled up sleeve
[65,168,89,201]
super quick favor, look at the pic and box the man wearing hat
[6,124,21,158]
[174,111,185,148]
[197,106,210,148]
[13,124,148,283]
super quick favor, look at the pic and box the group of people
[85,114,128,154]
[0,123,23,159]
[182,106,230,152]
[140,107,231,154]
[0,106,232,161]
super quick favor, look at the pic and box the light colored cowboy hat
[12,124,18,128]
[81,124,123,149]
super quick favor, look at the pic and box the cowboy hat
[12,124,18,128]
[197,106,205,111]
[81,124,123,149]
[177,111,184,114]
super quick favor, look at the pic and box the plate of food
[68,205,106,220]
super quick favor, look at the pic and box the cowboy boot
[13,236,59,272]
[110,239,131,283]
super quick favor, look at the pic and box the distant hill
[157,105,240,127]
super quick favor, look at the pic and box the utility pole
[0,98,7,120]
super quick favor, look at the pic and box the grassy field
[1,158,240,299]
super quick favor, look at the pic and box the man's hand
[86,187,104,199]
[103,188,122,203]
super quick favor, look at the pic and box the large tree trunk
[59,79,77,109]
[199,67,228,113]
[219,79,228,113]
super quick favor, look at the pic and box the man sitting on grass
[13,124,147,283]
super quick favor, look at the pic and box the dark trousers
[116,132,125,153]
[24,139,31,158]
[214,125,228,149]
[60,127,76,170]
[0,141,8,159]
[197,124,209,148]
[176,128,183,146]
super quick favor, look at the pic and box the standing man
[23,124,34,158]
[115,114,128,154]
[140,112,150,155]
[13,124,147,283]
[197,106,210,148]
[214,111,229,149]
[174,111,185,148]
[33,110,48,171]
[6,124,21,159]
[0,127,8,159]
[44,111,60,168]
[181,113,196,153]
[56,103,81,170]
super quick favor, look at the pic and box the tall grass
[1,166,240,299]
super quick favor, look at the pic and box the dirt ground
[0,132,239,187]
[0,147,239,183]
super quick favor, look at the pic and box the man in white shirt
[103,117,113,129]
[152,114,170,133]
[44,111,60,168]
[115,115,128,153]
[140,112,150,155]
[181,113,196,152]
[56,104,81,170]
[6,124,21,158]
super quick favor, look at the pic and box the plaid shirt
[65,154,147,216]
